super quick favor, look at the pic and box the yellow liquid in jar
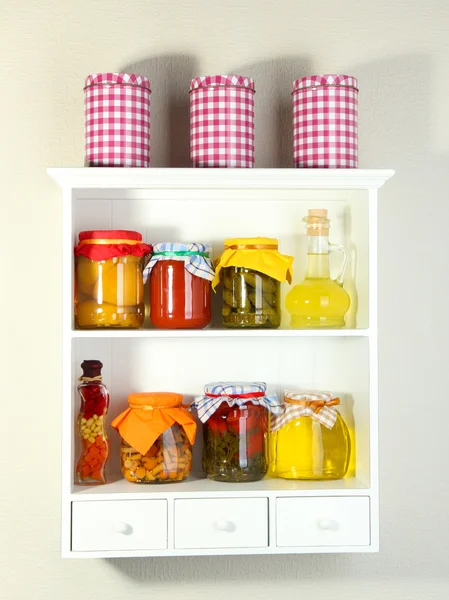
[286,254,350,328]
[269,413,351,480]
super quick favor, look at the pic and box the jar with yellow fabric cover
[111,392,196,483]
[74,230,152,329]
[269,390,351,480]
[213,238,294,328]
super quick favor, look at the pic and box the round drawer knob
[216,519,233,532]
[318,518,332,530]
[114,521,131,535]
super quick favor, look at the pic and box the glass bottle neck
[306,235,330,279]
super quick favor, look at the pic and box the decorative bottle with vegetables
[75,360,110,485]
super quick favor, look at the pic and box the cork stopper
[80,360,103,378]
[303,209,330,235]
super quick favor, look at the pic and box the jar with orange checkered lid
[268,390,351,480]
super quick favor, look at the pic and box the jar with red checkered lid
[190,75,255,168]
[84,72,151,167]
[292,74,358,168]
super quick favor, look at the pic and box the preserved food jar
[269,390,351,480]
[75,360,110,485]
[84,72,151,167]
[111,392,196,483]
[193,382,282,482]
[74,230,151,329]
[144,243,214,329]
[292,74,358,168]
[213,238,294,328]
[190,75,255,167]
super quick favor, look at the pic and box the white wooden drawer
[72,500,167,552]
[276,496,370,547]
[174,498,268,549]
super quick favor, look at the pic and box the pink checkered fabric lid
[190,75,255,92]
[270,390,341,431]
[293,74,358,93]
[84,72,151,91]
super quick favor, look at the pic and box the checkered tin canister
[84,73,151,167]
[190,75,255,168]
[292,74,358,168]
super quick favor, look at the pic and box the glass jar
[75,360,110,485]
[146,243,214,329]
[213,238,294,329]
[269,391,351,480]
[193,382,282,482]
[222,267,281,328]
[111,392,197,484]
[74,230,151,329]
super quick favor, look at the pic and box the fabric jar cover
[292,74,358,168]
[190,75,255,168]
[212,237,294,290]
[84,72,151,167]
[270,390,342,431]
[143,242,214,283]
[74,229,152,261]
[111,392,197,456]
[193,382,282,423]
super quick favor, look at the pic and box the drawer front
[72,500,167,552]
[276,496,370,547]
[175,498,268,549]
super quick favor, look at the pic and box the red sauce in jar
[150,260,211,329]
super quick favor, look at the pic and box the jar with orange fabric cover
[111,392,196,483]
[74,230,152,329]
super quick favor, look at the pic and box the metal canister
[84,72,151,167]
[190,75,255,167]
[292,74,358,168]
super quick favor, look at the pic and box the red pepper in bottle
[75,360,110,485]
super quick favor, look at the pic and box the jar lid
[224,237,278,250]
[80,360,103,379]
[204,382,268,397]
[128,392,183,409]
[190,75,255,92]
[84,72,151,91]
[78,230,143,242]
[292,74,358,93]
[152,242,211,255]
[193,382,282,423]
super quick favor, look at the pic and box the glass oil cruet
[286,209,350,328]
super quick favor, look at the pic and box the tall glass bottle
[75,360,110,485]
[286,209,351,328]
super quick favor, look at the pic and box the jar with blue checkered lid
[193,382,282,482]
[144,242,215,329]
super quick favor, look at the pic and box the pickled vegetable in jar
[269,390,351,480]
[111,392,196,483]
[74,230,151,329]
[144,242,214,329]
[213,238,294,328]
[75,360,110,485]
[193,382,282,482]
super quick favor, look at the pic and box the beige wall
[2,1,449,598]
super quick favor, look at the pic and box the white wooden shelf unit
[49,167,393,559]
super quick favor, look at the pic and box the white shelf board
[70,327,370,339]
[71,474,370,501]
[48,167,394,191]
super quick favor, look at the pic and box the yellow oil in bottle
[269,413,351,480]
[286,209,351,328]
